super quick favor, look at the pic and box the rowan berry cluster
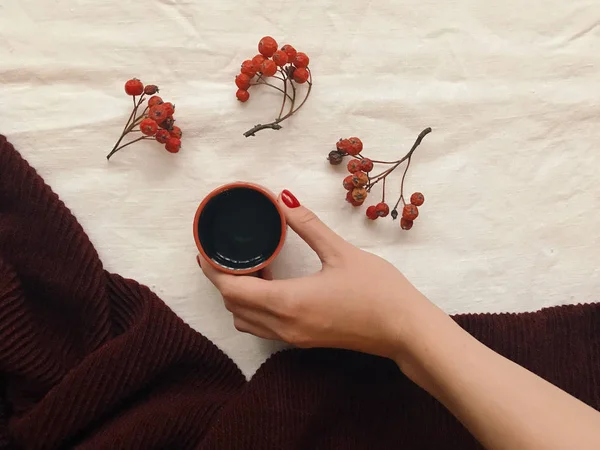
[328,128,432,231]
[236,36,312,137]
[107,79,182,160]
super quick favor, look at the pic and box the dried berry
[144,84,159,95]
[170,126,182,139]
[252,54,266,67]
[400,218,414,230]
[366,205,378,220]
[337,139,351,154]
[124,78,144,96]
[410,192,425,206]
[352,171,369,187]
[343,175,354,191]
[236,89,250,102]
[258,36,278,57]
[347,137,363,156]
[165,137,181,153]
[140,118,158,136]
[347,159,361,173]
[292,67,309,84]
[272,50,289,67]
[159,117,175,130]
[155,129,170,144]
[281,44,297,61]
[352,187,368,203]
[328,150,344,165]
[375,202,390,217]
[293,52,310,68]
[148,96,163,107]
[402,204,419,221]
[260,60,277,77]
[391,209,399,220]
[235,73,251,90]
[241,60,257,77]
[359,158,374,173]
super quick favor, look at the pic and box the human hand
[197,189,441,361]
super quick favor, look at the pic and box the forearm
[395,303,600,450]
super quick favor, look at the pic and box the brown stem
[250,80,293,102]
[277,68,289,120]
[106,136,152,160]
[108,95,147,159]
[243,121,283,137]
[382,177,386,202]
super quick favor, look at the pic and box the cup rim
[193,182,287,275]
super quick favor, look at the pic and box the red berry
[252,54,266,67]
[292,67,309,84]
[293,52,309,68]
[170,126,182,139]
[347,159,361,173]
[155,129,170,144]
[236,89,250,102]
[352,171,369,187]
[260,60,277,77]
[272,50,289,67]
[352,187,368,203]
[162,102,175,117]
[241,60,257,77]
[346,190,364,207]
[400,218,414,230]
[281,44,297,62]
[366,205,378,220]
[140,118,158,136]
[347,137,363,156]
[359,158,373,173]
[235,73,251,90]
[124,78,144,96]
[148,104,168,122]
[337,139,351,153]
[165,137,181,153]
[148,95,163,107]
[343,175,354,191]
[258,36,278,57]
[410,192,425,206]
[375,202,390,217]
[402,204,419,221]
[144,84,159,95]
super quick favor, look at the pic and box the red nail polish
[281,189,300,208]
[196,255,202,267]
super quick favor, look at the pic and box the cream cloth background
[1,0,599,377]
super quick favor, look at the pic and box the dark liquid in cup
[197,187,282,270]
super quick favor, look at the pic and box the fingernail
[196,254,202,267]
[281,189,300,208]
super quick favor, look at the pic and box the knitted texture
[0,134,599,449]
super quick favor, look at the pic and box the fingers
[279,190,348,263]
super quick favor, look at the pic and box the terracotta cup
[193,182,287,275]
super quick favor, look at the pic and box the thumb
[279,189,348,262]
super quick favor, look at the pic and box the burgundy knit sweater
[0,135,599,450]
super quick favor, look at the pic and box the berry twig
[107,79,183,160]
[328,127,432,231]
[236,37,312,137]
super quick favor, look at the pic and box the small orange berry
[281,44,297,61]
[124,78,144,96]
[401,218,414,230]
[241,60,257,77]
[165,137,181,153]
[352,187,368,203]
[148,104,168,122]
[260,60,277,77]
[337,138,351,154]
[410,192,425,206]
[292,67,309,84]
[258,36,278,57]
[140,118,158,136]
[162,102,175,117]
[366,205,378,220]
[402,204,419,221]
[293,52,309,68]
[375,202,390,217]
[359,158,374,173]
[347,159,361,173]
[272,50,289,67]
[347,137,363,156]
[148,95,163,107]
[235,73,251,90]
[343,175,354,190]
[155,129,170,144]
[170,126,182,139]
[236,89,250,102]
[252,54,266,67]
[352,171,369,187]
